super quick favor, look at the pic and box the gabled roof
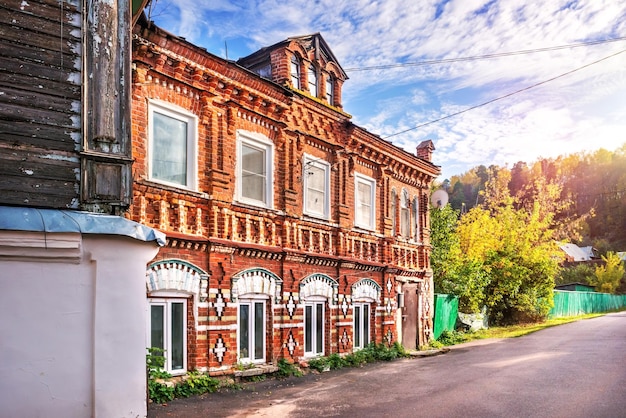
[237,33,348,80]
[559,243,596,261]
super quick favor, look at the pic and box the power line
[382,48,626,140]
[345,37,626,72]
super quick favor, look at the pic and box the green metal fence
[433,294,459,339]
[549,290,626,318]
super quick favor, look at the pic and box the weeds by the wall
[308,342,408,372]
[146,348,220,404]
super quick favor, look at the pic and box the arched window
[351,278,381,350]
[290,56,301,89]
[308,65,318,97]
[413,195,420,241]
[232,268,282,364]
[146,260,208,375]
[390,189,397,236]
[400,189,410,238]
[325,75,333,104]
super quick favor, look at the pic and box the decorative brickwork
[132,16,440,374]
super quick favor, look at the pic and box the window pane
[291,60,300,89]
[316,303,324,354]
[308,66,317,96]
[239,304,249,359]
[363,304,370,346]
[305,305,312,352]
[307,190,325,215]
[326,78,333,103]
[354,305,361,348]
[401,208,410,237]
[171,302,184,370]
[150,305,164,351]
[153,112,188,185]
[306,164,326,216]
[254,302,264,360]
[357,180,373,227]
[242,144,266,202]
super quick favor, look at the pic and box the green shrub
[436,330,467,346]
[146,347,219,403]
[307,356,329,372]
[276,358,303,378]
[173,371,220,398]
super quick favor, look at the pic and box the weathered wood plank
[0,6,80,40]
[0,56,80,82]
[0,84,78,116]
[0,0,80,24]
[0,125,78,152]
[0,100,77,127]
[0,22,80,58]
[0,40,78,70]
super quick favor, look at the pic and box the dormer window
[307,65,318,97]
[325,75,333,105]
[290,56,301,89]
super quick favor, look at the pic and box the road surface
[149,312,626,417]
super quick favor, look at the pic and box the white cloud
[150,0,626,179]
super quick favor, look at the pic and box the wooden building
[0,1,163,417]
[131,15,440,376]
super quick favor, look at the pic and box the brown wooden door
[402,283,418,350]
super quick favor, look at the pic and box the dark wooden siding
[0,0,82,208]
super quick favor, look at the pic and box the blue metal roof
[0,206,165,246]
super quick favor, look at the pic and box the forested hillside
[440,144,626,251]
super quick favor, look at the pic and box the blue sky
[147,0,626,180]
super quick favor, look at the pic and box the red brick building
[130,16,440,376]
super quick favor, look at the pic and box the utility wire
[382,48,626,139]
[345,37,626,72]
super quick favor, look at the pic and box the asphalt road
[149,312,626,418]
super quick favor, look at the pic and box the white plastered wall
[0,232,160,418]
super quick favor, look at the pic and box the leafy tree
[590,252,625,294]
[556,263,595,286]
[456,168,562,324]
[430,204,488,312]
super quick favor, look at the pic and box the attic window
[290,56,301,89]
[256,64,271,79]
[307,65,317,97]
[325,75,333,105]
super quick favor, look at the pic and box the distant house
[560,243,598,262]
[555,282,596,292]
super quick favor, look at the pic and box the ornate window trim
[146,259,209,301]
[351,278,381,303]
[299,273,338,302]
[232,268,282,303]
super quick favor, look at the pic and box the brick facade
[130,17,440,375]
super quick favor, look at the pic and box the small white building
[0,207,164,417]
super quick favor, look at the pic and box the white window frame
[413,195,420,242]
[401,189,410,238]
[304,297,326,357]
[325,76,333,104]
[303,155,330,219]
[147,100,198,190]
[236,130,274,208]
[353,302,371,350]
[308,65,318,97]
[390,189,397,236]
[147,297,188,375]
[238,297,267,364]
[354,173,376,230]
[290,56,301,89]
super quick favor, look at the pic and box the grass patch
[454,313,605,344]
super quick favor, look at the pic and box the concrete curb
[408,347,450,358]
